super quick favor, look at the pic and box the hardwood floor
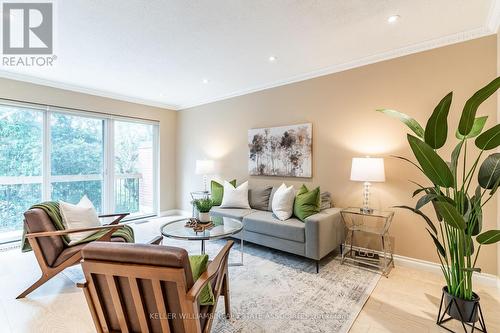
[350,266,500,333]
[0,217,498,333]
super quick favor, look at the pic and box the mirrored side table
[340,207,395,276]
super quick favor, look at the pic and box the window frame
[0,99,160,243]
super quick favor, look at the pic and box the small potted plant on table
[194,198,214,223]
[379,76,500,332]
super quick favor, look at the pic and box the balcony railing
[0,173,142,243]
[115,173,142,214]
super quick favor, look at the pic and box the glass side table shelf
[340,207,395,276]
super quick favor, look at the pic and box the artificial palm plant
[379,76,500,303]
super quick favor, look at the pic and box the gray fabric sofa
[210,186,344,272]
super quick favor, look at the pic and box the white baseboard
[394,254,500,289]
[159,209,191,217]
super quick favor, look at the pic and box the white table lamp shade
[350,157,385,182]
[195,160,215,175]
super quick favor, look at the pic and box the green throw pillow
[211,179,236,206]
[189,254,214,306]
[293,184,321,221]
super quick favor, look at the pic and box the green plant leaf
[476,230,500,244]
[427,229,446,258]
[392,155,424,173]
[409,181,432,197]
[407,134,454,187]
[478,153,500,189]
[489,176,500,195]
[456,116,488,139]
[450,140,464,177]
[470,207,482,236]
[425,92,452,149]
[469,186,483,236]
[377,109,425,138]
[394,205,437,234]
[458,76,500,136]
[416,193,438,210]
[462,235,474,256]
[431,200,443,222]
[475,124,500,150]
[412,187,430,197]
[455,190,469,216]
[434,201,466,230]
[412,187,438,198]
[461,267,481,273]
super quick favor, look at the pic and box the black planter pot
[437,286,487,333]
[443,287,480,322]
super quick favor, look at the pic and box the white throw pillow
[272,183,295,221]
[220,181,251,209]
[59,195,101,245]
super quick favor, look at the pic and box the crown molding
[179,26,494,110]
[0,70,180,110]
[0,23,496,111]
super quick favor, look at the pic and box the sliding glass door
[0,101,159,244]
[0,105,43,242]
[114,121,155,217]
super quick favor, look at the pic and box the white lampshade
[195,160,215,175]
[350,157,385,182]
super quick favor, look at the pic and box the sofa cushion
[320,191,333,210]
[248,186,272,210]
[210,207,255,220]
[220,181,251,209]
[267,186,279,211]
[211,179,236,206]
[293,185,320,221]
[243,211,305,243]
[271,183,295,221]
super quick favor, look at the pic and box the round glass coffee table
[160,215,244,266]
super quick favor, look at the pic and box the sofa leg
[316,260,319,274]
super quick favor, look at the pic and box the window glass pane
[50,113,104,210]
[51,180,102,211]
[114,121,155,216]
[0,106,43,238]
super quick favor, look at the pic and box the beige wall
[497,32,500,279]
[0,78,177,211]
[177,36,498,274]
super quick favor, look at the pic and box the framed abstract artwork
[248,123,312,177]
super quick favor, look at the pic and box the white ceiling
[0,0,499,110]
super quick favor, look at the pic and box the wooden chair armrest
[148,235,163,245]
[186,240,234,301]
[98,213,130,218]
[77,282,87,289]
[100,213,129,225]
[26,224,126,238]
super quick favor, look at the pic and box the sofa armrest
[304,208,344,260]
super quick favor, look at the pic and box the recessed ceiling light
[202,78,209,84]
[268,56,277,62]
[387,15,400,24]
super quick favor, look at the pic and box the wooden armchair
[78,240,234,333]
[17,208,134,299]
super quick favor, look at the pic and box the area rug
[63,218,380,333]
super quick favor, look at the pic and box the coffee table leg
[229,236,244,267]
[201,240,205,254]
[240,236,244,265]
